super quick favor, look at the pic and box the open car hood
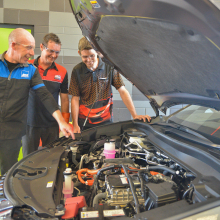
[70,0,220,113]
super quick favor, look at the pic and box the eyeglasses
[81,54,96,59]
[42,44,60,55]
[15,43,35,51]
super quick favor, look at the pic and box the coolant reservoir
[62,168,74,199]
[104,140,115,159]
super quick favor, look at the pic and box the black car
[1,0,220,219]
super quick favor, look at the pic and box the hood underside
[70,0,220,110]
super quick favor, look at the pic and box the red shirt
[27,57,68,127]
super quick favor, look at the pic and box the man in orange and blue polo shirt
[69,37,151,133]
[22,33,70,156]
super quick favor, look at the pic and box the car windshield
[167,105,220,144]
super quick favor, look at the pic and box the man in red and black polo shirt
[69,37,151,133]
[22,33,70,156]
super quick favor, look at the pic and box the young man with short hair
[69,37,151,133]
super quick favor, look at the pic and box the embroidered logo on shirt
[54,75,61,80]
[21,70,29,78]
[90,1,100,8]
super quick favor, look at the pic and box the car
[1,0,220,219]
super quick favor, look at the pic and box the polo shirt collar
[34,56,58,71]
[82,57,105,74]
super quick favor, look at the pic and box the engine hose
[76,168,101,185]
[126,167,149,174]
[182,186,194,199]
[122,164,140,214]
[79,155,87,170]
[126,167,174,178]
[138,171,145,199]
[148,166,176,175]
[89,165,121,207]
[126,167,142,172]
[184,172,195,178]
[93,193,107,207]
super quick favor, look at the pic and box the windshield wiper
[153,122,220,149]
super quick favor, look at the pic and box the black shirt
[5,59,19,72]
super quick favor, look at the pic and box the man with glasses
[0,28,74,175]
[69,37,151,133]
[22,33,70,157]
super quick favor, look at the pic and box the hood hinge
[150,99,159,117]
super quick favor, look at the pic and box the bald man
[0,28,74,175]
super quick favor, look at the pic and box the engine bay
[53,127,196,219]
[2,123,220,220]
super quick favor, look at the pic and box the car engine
[53,128,195,219]
[0,127,198,219]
